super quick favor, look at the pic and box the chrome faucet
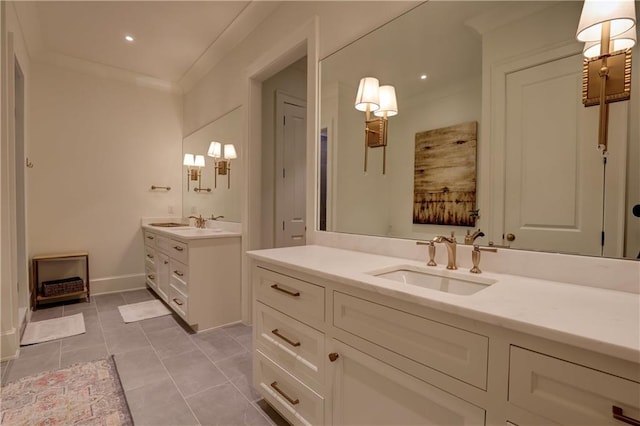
[209,214,224,221]
[432,232,457,270]
[189,215,206,229]
[464,228,485,245]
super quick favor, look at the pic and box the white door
[156,252,169,302]
[504,54,608,256]
[275,93,306,248]
[328,339,485,425]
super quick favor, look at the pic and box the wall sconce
[207,141,237,188]
[183,153,210,192]
[354,77,398,174]
[576,0,636,154]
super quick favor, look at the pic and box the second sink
[370,265,496,295]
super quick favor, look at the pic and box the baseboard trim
[90,273,146,296]
[1,328,19,361]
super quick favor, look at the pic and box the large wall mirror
[319,1,639,259]
[183,106,243,222]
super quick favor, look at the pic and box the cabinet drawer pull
[328,352,340,362]
[270,381,299,405]
[613,406,640,426]
[174,270,184,277]
[164,260,169,265]
[146,254,154,259]
[271,329,301,347]
[148,274,155,280]
[172,298,184,306]
[146,236,154,240]
[270,284,300,297]
[173,246,184,252]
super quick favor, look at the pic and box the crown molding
[178,1,281,93]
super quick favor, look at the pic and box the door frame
[243,17,318,323]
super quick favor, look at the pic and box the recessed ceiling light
[125,35,134,42]
[420,74,428,80]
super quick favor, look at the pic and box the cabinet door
[156,252,170,302]
[329,339,485,426]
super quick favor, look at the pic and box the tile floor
[1,289,289,426]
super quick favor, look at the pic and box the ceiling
[14,1,280,89]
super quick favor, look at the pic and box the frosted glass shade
[183,153,195,166]
[373,85,398,117]
[583,26,637,57]
[207,141,222,158]
[354,77,380,112]
[194,155,205,168]
[224,144,237,160]
[576,0,636,42]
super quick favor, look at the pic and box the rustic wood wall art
[413,121,477,226]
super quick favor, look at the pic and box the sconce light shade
[207,141,222,158]
[583,26,637,57]
[183,153,195,166]
[194,154,206,168]
[576,0,636,42]
[354,77,380,112]
[373,85,398,117]
[223,144,237,160]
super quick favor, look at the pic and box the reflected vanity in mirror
[319,1,639,259]
[183,106,243,222]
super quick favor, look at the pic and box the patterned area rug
[1,356,132,426]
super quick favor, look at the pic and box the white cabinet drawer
[333,291,489,389]
[145,264,157,290]
[509,346,640,425]
[143,231,157,247]
[157,236,188,264]
[169,285,188,320]
[144,246,156,267]
[255,302,324,393]
[169,259,188,295]
[255,349,324,426]
[255,267,325,325]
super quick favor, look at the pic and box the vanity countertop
[247,245,640,363]
[143,224,241,240]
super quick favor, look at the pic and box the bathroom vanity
[248,245,640,426]
[142,223,241,331]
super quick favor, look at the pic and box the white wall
[28,62,183,294]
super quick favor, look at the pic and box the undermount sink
[369,265,496,295]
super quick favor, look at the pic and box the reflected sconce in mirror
[183,153,210,192]
[354,77,398,174]
[576,0,636,154]
[207,141,237,189]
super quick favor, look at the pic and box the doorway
[260,57,308,249]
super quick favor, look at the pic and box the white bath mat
[21,313,85,346]
[118,299,171,323]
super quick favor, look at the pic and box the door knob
[506,233,516,242]
[328,353,339,362]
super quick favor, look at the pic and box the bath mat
[20,313,85,346]
[118,299,171,323]
[1,355,133,426]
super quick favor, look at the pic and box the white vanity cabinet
[142,229,241,331]
[251,258,640,426]
[252,264,486,426]
[508,346,640,426]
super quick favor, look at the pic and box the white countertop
[143,224,241,240]
[247,245,640,363]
